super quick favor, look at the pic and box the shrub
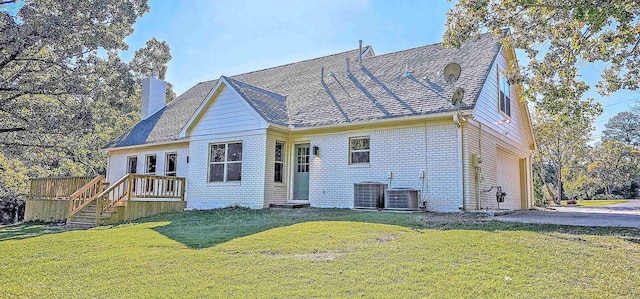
[0,198,25,224]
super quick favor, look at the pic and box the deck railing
[66,175,106,224]
[29,174,185,226]
[29,176,95,200]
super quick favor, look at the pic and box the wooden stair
[67,201,119,228]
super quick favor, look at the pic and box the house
[103,31,536,212]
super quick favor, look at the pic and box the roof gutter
[101,139,189,154]
[270,110,469,133]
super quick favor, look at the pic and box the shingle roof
[104,80,217,148]
[105,33,502,149]
[223,76,289,126]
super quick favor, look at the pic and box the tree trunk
[534,162,556,206]
[555,164,562,205]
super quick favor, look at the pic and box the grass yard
[1,208,640,298]
[559,199,630,207]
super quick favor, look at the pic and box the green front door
[293,143,310,200]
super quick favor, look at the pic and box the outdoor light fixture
[313,146,319,156]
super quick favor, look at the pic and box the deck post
[95,199,101,226]
[127,175,132,201]
[180,178,186,201]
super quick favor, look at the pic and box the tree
[588,140,640,195]
[531,97,601,204]
[444,0,640,102]
[0,0,173,196]
[602,111,640,147]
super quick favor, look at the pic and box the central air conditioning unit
[384,188,419,210]
[354,182,387,209]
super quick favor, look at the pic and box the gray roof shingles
[105,33,501,149]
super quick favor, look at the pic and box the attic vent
[354,182,387,209]
[384,188,419,210]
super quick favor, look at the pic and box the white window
[144,154,156,193]
[145,154,156,174]
[164,153,177,192]
[274,141,284,183]
[127,156,137,174]
[349,137,370,164]
[209,142,242,182]
[165,153,177,177]
[498,66,511,116]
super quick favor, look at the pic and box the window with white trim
[274,141,284,183]
[165,152,177,192]
[349,137,370,164]
[127,156,137,174]
[144,154,156,192]
[498,66,511,116]
[127,156,138,193]
[145,154,156,174]
[209,142,242,182]
[165,153,177,177]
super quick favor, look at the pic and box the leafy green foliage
[0,0,173,198]
[602,111,640,147]
[588,140,640,195]
[444,0,640,98]
[531,98,601,203]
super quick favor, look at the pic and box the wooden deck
[26,174,186,226]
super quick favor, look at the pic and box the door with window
[293,143,310,200]
[144,154,156,193]
[165,153,177,192]
[127,156,138,192]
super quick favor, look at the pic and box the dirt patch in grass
[288,250,346,261]
[376,233,400,244]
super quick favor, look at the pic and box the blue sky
[123,0,637,140]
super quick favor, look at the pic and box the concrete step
[72,215,95,222]
[269,203,310,209]
[67,221,95,228]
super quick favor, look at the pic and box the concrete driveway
[494,200,640,228]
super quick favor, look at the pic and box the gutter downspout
[477,122,482,210]
[106,152,111,184]
[455,115,465,210]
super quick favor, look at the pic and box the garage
[496,149,523,210]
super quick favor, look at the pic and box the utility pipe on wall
[456,115,464,210]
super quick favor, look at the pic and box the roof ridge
[224,76,286,101]
[229,46,367,78]
[362,31,496,61]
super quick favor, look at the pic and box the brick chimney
[141,71,167,120]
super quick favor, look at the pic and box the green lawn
[1,208,640,298]
[559,199,629,207]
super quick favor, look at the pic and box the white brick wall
[298,123,461,212]
[186,131,267,209]
[425,123,463,212]
[107,145,189,184]
[463,122,532,210]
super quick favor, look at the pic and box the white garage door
[496,150,522,210]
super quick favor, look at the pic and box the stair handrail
[66,175,105,224]
[67,174,131,224]
[94,173,131,205]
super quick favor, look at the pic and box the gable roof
[105,34,502,149]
